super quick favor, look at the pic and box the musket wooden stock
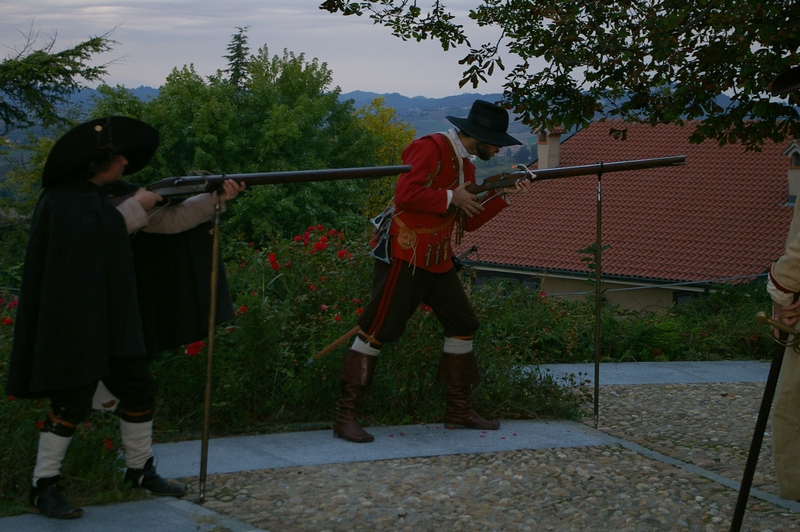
[469,155,686,194]
[147,165,412,197]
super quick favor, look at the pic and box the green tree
[91,35,407,240]
[223,26,251,87]
[0,26,116,135]
[320,0,800,149]
[516,144,531,164]
[355,97,415,213]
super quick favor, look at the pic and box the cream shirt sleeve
[116,194,223,235]
[770,201,800,303]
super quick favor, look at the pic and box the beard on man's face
[474,141,499,161]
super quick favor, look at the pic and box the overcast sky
[0,0,513,98]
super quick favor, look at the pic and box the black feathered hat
[446,100,522,147]
[42,116,159,187]
[772,66,800,96]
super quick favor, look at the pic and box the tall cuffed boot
[332,349,378,443]
[30,417,84,519]
[437,351,500,430]
[121,419,187,497]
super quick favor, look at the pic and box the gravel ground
[191,382,800,531]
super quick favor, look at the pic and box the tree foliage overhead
[0,26,116,135]
[320,0,800,149]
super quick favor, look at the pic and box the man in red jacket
[333,100,531,443]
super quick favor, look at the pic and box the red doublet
[389,133,509,272]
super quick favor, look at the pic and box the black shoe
[124,457,187,497]
[29,476,84,519]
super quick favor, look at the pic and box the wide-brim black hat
[772,66,800,96]
[42,116,159,187]
[446,100,522,147]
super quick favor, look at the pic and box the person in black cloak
[5,116,245,519]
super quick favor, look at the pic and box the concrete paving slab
[153,419,613,479]
[539,360,770,385]
[0,498,257,532]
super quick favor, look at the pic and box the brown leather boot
[437,351,500,430]
[332,349,377,443]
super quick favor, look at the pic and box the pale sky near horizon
[0,0,517,98]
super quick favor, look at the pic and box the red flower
[308,285,316,291]
[7,395,14,401]
[103,437,114,451]
[419,303,432,314]
[36,420,44,430]
[356,307,364,315]
[268,253,277,263]
[352,298,361,304]
[540,291,547,298]
[7,299,18,309]
[316,224,324,231]
[239,305,247,314]
[313,241,328,251]
[185,341,206,357]
[2,317,12,325]
[320,236,329,243]
[334,314,342,322]
[321,304,328,311]
[293,235,303,242]
[271,262,280,271]
[337,249,347,259]
[249,242,255,247]
[319,276,327,283]
[252,291,258,296]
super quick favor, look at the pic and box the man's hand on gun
[452,177,532,217]
[215,179,247,206]
[772,298,800,338]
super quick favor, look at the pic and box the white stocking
[120,420,153,470]
[32,432,72,486]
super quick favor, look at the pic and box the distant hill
[340,91,535,142]
[59,87,537,145]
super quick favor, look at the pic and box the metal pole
[730,320,789,531]
[198,197,221,501]
[594,167,603,429]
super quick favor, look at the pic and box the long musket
[147,165,411,196]
[463,154,685,430]
[469,155,686,194]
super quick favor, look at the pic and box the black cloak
[6,181,234,398]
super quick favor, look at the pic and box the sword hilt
[756,311,800,349]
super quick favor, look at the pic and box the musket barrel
[476,155,686,192]
[148,164,412,196]
[531,155,686,181]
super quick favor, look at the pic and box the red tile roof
[460,120,794,283]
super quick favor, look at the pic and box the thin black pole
[730,329,787,531]
[594,167,603,429]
